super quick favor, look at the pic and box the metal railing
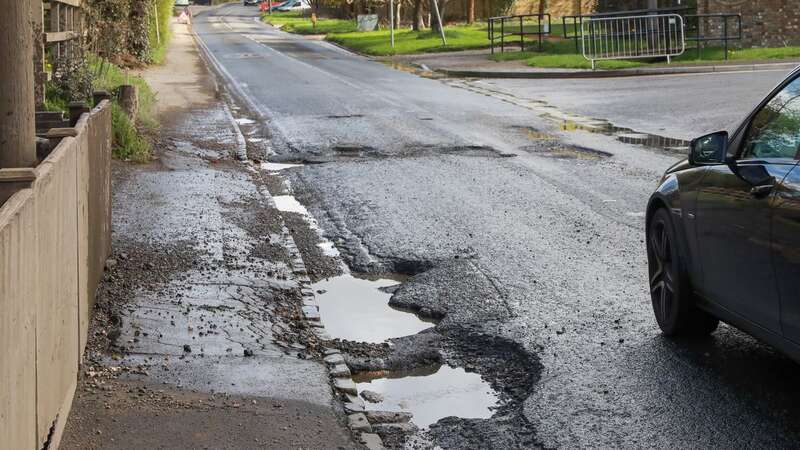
[684,13,742,60]
[488,13,551,54]
[563,6,694,53]
[581,13,686,70]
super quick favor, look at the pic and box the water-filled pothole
[550,116,690,153]
[311,274,434,344]
[353,365,499,428]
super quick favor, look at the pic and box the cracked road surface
[194,5,800,448]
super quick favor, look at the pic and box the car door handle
[750,184,775,197]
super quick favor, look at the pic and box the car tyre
[648,208,719,336]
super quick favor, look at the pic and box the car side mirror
[689,131,729,165]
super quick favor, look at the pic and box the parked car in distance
[244,0,259,5]
[175,0,190,6]
[275,0,310,11]
[646,67,800,361]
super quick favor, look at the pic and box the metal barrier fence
[684,13,742,60]
[562,6,694,53]
[581,13,686,70]
[488,13,551,54]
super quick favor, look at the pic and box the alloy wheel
[649,218,674,325]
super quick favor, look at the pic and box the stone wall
[510,0,688,18]
[700,0,800,47]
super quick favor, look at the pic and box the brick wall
[700,0,800,47]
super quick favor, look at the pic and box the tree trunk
[467,0,475,24]
[0,0,37,168]
[538,0,546,16]
[412,0,423,30]
[396,1,401,28]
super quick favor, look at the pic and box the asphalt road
[478,69,792,141]
[194,5,800,448]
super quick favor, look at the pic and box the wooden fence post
[0,0,37,169]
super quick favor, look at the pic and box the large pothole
[354,364,499,428]
[311,273,435,344]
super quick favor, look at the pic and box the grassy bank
[264,12,507,55]
[91,57,157,161]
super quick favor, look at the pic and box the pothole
[519,144,612,160]
[311,273,434,344]
[551,116,690,152]
[353,364,499,428]
[272,195,309,214]
[261,161,303,171]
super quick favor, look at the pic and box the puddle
[381,61,444,80]
[353,365,499,428]
[317,240,340,257]
[311,274,433,343]
[550,116,690,153]
[261,162,303,171]
[272,195,309,214]
[235,118,256,125]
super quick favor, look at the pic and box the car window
[742,76,800,161]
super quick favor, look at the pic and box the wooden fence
[0,100,112,450]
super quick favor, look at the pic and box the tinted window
[742,77,800,160]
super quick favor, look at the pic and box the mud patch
[519,143,612,160]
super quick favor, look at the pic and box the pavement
[61,19,359,450]
[382,47,800,79]
[188,4,800,449]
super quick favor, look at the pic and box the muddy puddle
[545,115,690,153]
[354,365,499,428]
[311,274,434,343]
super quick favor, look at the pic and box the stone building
[699,0,800,47]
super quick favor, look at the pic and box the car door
[694,75,800,333]
[774,163,800,342]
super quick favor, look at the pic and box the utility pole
[390,0,395,49]
[431,0,446,45]
[0,0,37,168]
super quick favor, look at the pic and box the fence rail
[562,6,694,53]
[0,101,112,450]
[684,13,742,60]
[488,13,551,54]
[581,13,686,69]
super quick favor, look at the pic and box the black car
[646,67,800,359]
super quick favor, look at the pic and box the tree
[412,0,424,30]
[468,0,475,24]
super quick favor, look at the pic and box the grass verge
[262,11,357,34]
[91,56,157,162]
[148,0,176,64]
[489,40,800,70]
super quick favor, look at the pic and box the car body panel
[647,65,800,360]
[774,165,800,343]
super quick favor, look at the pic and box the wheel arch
[646,192,697,286]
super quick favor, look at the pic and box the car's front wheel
[648,207,719,336]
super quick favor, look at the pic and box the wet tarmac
[194,5,800,449]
